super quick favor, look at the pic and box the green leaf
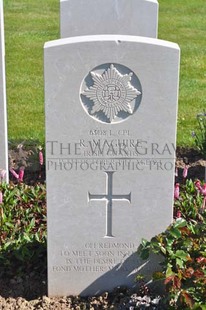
[166,237,174,247]
[152,271,165,280]
[175,250,189,261]
[23,233,31,242]
[135,274,145,282]
[141,238,150,247]
[29,218,35,228]
[5,222,14,228]
[169,227,181,239]
[174,218,187,229]
[3,241,13,249]
[35,232,40,242]
[140,248,150,260]
[188,223,196,234]
[176,257,184,268]
[159,245,167,255]
[166,265,174,278]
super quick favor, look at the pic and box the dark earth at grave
[8,142,206,185]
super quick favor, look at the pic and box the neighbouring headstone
[0,0,8,182]
[45,34,180,296]
[60,0,159,38]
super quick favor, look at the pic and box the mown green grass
[4,0,206,146]
[158,0,206,146]
[4,0,59,143]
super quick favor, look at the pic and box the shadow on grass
[0,240,47,300]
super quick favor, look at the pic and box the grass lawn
[4,0,206,147]
[4,0,59,144]
[158,0,206,147]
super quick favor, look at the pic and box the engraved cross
[88,171,131,238]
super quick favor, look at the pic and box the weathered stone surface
[45,35,180,296]
[60,0,159,38]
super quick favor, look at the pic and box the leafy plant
[138,180,206,309]
[192,112,206,158]
[0,182,47,277]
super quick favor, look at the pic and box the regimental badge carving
[80,63,142,124]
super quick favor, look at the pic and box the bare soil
[175,146,206,182]
[8,143,206,184]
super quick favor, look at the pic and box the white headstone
[60,0,159,38]
[0,0,8,182]
[45,35,180,297]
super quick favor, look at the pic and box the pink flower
[200,184,206,196]
[195,182,206,210]
[0,170,6,180]
[0,191,3,204]
[195,180,202,191]
[39,151,44,166]
[196,257,206,264]
[200,185,206,210]
[202,197,206,210]
[174,183,180,199]
[195,181,206,196]
[176,210,182,218]
[19,168,24,182]
[9,168,19,180]
[183,165,189,178]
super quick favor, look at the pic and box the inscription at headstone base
[60,0,159,38]
[0,0,8,182]
[45,35,180,296]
